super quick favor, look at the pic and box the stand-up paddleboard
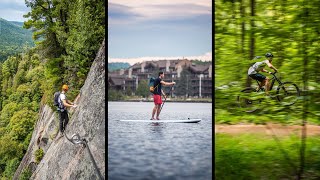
[119,119,201,123]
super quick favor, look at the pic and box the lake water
[108,102,212,180]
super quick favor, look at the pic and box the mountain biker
[247,52,278,95]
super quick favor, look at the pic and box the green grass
[215,108,320,126]
[215,133,320,179]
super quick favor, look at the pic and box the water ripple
[108,102,212,180]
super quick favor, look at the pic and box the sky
[0,0,30,22]
[108,0,212,65]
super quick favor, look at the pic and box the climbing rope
[64,132,104,180]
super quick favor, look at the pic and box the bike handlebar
[270,71,277,75]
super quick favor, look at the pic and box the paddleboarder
[151,72,175,120]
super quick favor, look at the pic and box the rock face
[13,39,105,180]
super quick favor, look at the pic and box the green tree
[2,158,20,179]
[0,51,43,178]
[24,0,105,104]
[108,89,124,101]
[0,135,23,174]
[136,80,149,98]
[24,0,66,58]
[8,109,37,142]
[175,69,191,98]
[0,102,19,127]
[125,87,133,96]
[63,0,105,89]
[19,168,32,180]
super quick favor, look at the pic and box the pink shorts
[153,94,162,105]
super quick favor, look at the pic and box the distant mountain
[108,62,130,72]
[0,18,34,61]
[9,21,25,27]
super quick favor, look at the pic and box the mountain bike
[237,72,300,112]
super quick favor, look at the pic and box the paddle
[159,85,174,115]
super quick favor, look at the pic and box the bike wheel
[276,82,300,106]
[237,87,261,113]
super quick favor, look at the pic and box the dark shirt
[153,77,162,95]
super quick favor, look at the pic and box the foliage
[108,89,125,101]
[8,109,37,142]
[63,0,105,89]
[1,158,20,179]
[125,87,133,96]
[136,80,149,98]
[0,135,23,174]
[19,168,32,180]
[24,0,105,101]
[34,148,44,164]
[190,60,211,65]
[0,51,42,178]
[175,69,192,97]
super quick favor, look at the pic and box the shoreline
[108,100,212,103]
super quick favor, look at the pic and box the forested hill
[8,21,25,27]
[0,18,33,61]
[108,62,131,72]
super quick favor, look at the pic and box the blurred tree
[245,0,256,87]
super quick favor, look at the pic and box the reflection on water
[149,123,164,138]
[108,102,212,180]
[150,122,161,127]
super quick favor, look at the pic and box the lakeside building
[108,59,212,98]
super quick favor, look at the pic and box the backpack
[149,77,160,93]
[54,91,63,109]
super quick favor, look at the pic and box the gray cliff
[13,39,105,180]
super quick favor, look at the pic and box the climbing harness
[64,132,104,180]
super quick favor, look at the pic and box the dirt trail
[215,123,320,136]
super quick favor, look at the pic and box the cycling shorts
[249,73,266,82]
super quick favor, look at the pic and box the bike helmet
[265,52,273,58]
